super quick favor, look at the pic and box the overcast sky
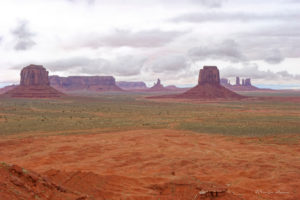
[0,0,300,87]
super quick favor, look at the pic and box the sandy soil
[0,129,299,200]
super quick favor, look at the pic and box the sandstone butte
[49,75,122,92]
[153,66,244,99]
[2,64,63,98]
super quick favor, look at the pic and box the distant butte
[151,66,244,99]
[177,66,244,99]
[2,65,63,98]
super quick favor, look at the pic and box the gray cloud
[11,21,36,51]
[188,39,245,62]
[145,54,190,73]
[221,63,300,80]
[164,0,226,8]
[43,56,146,76]
[67,0,225,8]
[67,0,95,4]
[76,29,185,49]
[172,11,300,23]
[264,49,284,64]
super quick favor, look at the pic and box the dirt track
[0,129,299,199]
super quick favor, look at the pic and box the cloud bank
[11,21,36,51]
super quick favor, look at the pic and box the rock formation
[221,77,259,91]
[3,65,63,98]
[0,163,88,200]
[148,78,170,92]
[20,65,50,86]
[160,66,244,99]
[198,66,220,85]
[116,81,147,90]
[236,77,241,85]
[244,78,251,86]
[220,78,230,86]
[49,76,122,92]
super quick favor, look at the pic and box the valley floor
[0,129,299,200]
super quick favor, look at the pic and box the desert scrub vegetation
[0,94,299,136]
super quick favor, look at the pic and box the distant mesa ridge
[49,75,122,92]
[3,64,63,98]
[221,77,259,91]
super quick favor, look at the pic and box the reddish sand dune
[0,130,299,200]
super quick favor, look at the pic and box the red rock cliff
[20,65,50,86]
[3,65,63,98]
[198,66,220,85]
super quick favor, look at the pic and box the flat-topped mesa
[49,75,122,91]
[198,66,220,85]
[20,64,50,86]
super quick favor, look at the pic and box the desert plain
[0,91,300,200]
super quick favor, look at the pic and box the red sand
[2,85,63,98]
[0,129,299,200]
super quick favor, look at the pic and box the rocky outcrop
[147,78,173,92]
[116,81,147,90]
[3,65,63,98]
[1,162,241,200]
[221,77,260,91]
[49,76,122,92]
[0,163,90,200]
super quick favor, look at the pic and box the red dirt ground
[0,129,299,200]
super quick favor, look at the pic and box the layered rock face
[49,76,122,92]
[3,65,63,98]
[116,81,147,90]
[20,65,50,86]
[175,66,244,99]
[198,66,220,85]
